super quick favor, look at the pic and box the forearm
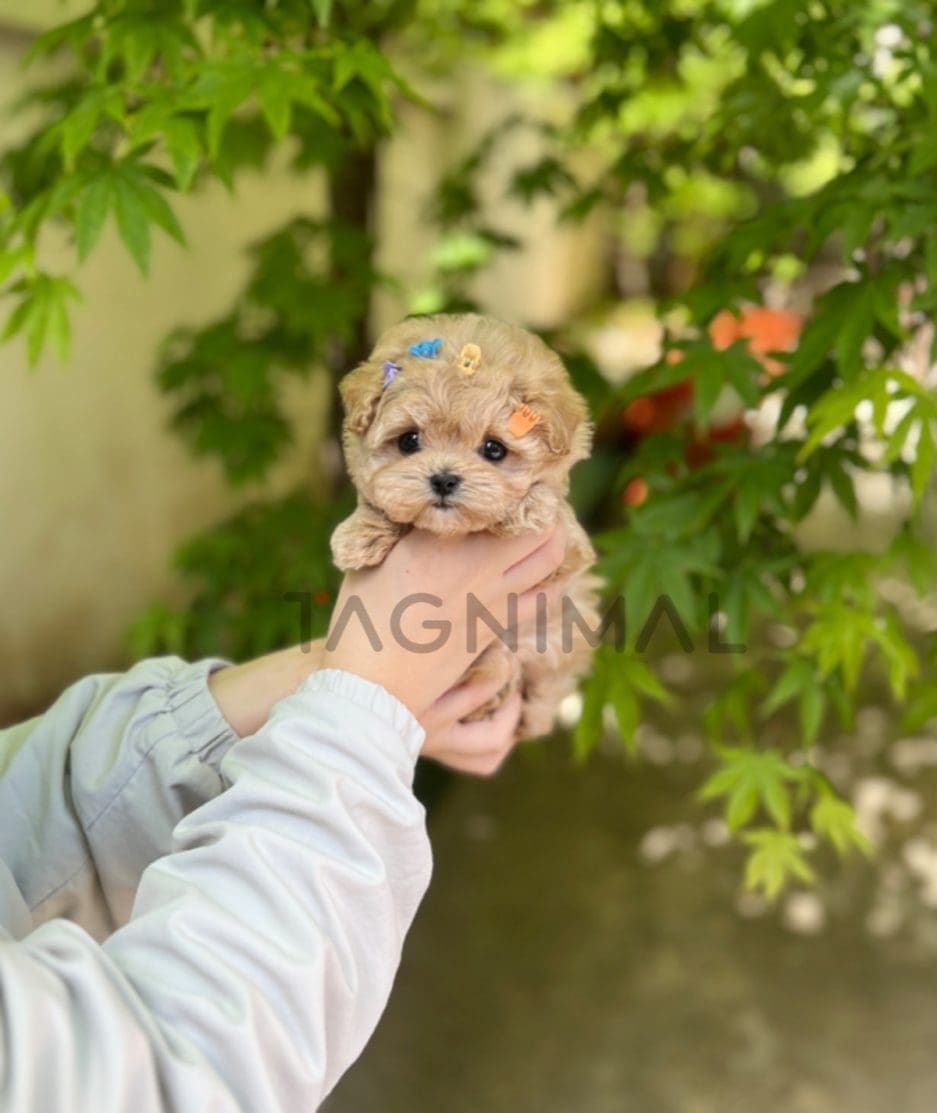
[0,658,238,935]
[0,670,432,1112]
[207,640,325,739]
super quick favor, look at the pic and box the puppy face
[339,314,592,536]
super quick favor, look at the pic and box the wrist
[296,668,425,760]
[209,641,325,737]
[320,647,425,720]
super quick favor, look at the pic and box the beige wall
[0,12,607,721]
[373,66,607,333]
[0,35,331,718]
[0,1,89,29]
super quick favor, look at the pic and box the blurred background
[3,2,937,1110]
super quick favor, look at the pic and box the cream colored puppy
[331,312,600,739]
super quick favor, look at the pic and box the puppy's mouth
[416,499,473,534]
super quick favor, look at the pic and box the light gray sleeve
[0,656,239,937]
[0,669,432,1112]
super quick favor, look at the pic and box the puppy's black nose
[430,472,462,497]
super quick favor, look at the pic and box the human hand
[321,524,565,719]
[420,658,523,776]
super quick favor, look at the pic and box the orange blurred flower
[708,306,802,376]
[617,305,803,507]
[623,380,693,435]
[623,477,649,507]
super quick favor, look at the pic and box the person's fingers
[502,525,566,595]
[429,673,508,724]
[515,581,558,628]
[436,750,510,776]
[440,688,523,757]
[423,685,523,773]
[470,525,558,576]
[429,735,514,774]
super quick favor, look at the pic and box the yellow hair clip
[458,343,482,375]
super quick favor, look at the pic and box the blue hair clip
[408,337,442,359]
[382,361,402,389]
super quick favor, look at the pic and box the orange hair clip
[507,404,542,437]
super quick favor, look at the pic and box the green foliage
[700,747,803,832]
[517,0,936,896]
[743,830,816,901]
[157,216,379,483]
[129,491,349,661]
[0,0,414,364]
[574,646,672,760]
[5,0,937,899]
[763,656,833,748]
[2,274,80,363]
[810,786,873,858]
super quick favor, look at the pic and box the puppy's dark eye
[398,430,421,454]
[481,438,507,462]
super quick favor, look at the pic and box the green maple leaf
[801,600,919,701]
[702,670,765,745]
[2,274,81,364]
[573,647,672,760]
[889,530,937,596]
[800,603,872,692]
[73,161,186,274]
[573,665,607,762]
[163,117,202,190]
[762,656,826,746]
[720,558,789,649]
[598,508,722,635]
[810,791,872,858]
[699,746,802,831]
[55,86,125,171]
[743,829,815,900]
[184,57,258,156]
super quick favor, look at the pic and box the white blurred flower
[639,826,679,864]
[874,23,904,49]
[701,817,730,847]
[890,737,937,775]
[657,654,697,686]
[853,776,922,844]
[782,891,826,935]
[558,691,583,729]
[637,725,674,765]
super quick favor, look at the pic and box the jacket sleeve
[0,668,432,1112]
[0,656,239,938]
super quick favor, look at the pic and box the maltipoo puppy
[331,312,600,740]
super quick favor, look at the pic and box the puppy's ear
[339,360,384,435]
[520,377,593,461]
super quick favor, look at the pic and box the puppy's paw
[516,693,560,741]
[496,484,561,536]
[557,522,596,579]
[330,512,397,571]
